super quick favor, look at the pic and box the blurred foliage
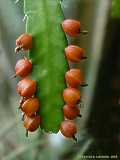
[112,0,120,17]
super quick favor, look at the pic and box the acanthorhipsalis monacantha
[14,0,88,141]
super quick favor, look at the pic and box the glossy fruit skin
[63,88,81,105]
[63,104,80,120]
[23,115,41,132]
[60,120,77,138]
[21,98,40,116]
[62,19,80,37]
[17,78,36,98]
[65,69,84,87]
[15,58,32,77]
[16,33,32,50]
[65,45,85,62]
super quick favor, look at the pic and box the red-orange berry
[15,33,32,53]
[15,58,32,77]
[63,88,81,105]
[65,45,85,62]
[60,120,77,138]
[17,78,36,98]
[63,104,80,120]
[62,19,81,37]
[65,69,84,87]
[21,98,40,116]
[23,115,41,132]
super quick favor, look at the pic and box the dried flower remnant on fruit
[19,97,28,109]
[15,33,32,53]
[17,78,36,98]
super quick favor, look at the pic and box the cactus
[24,0,68,133]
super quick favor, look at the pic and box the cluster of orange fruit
[14,34,41,136]
[60,19,87,141]
[13,19,87,140]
